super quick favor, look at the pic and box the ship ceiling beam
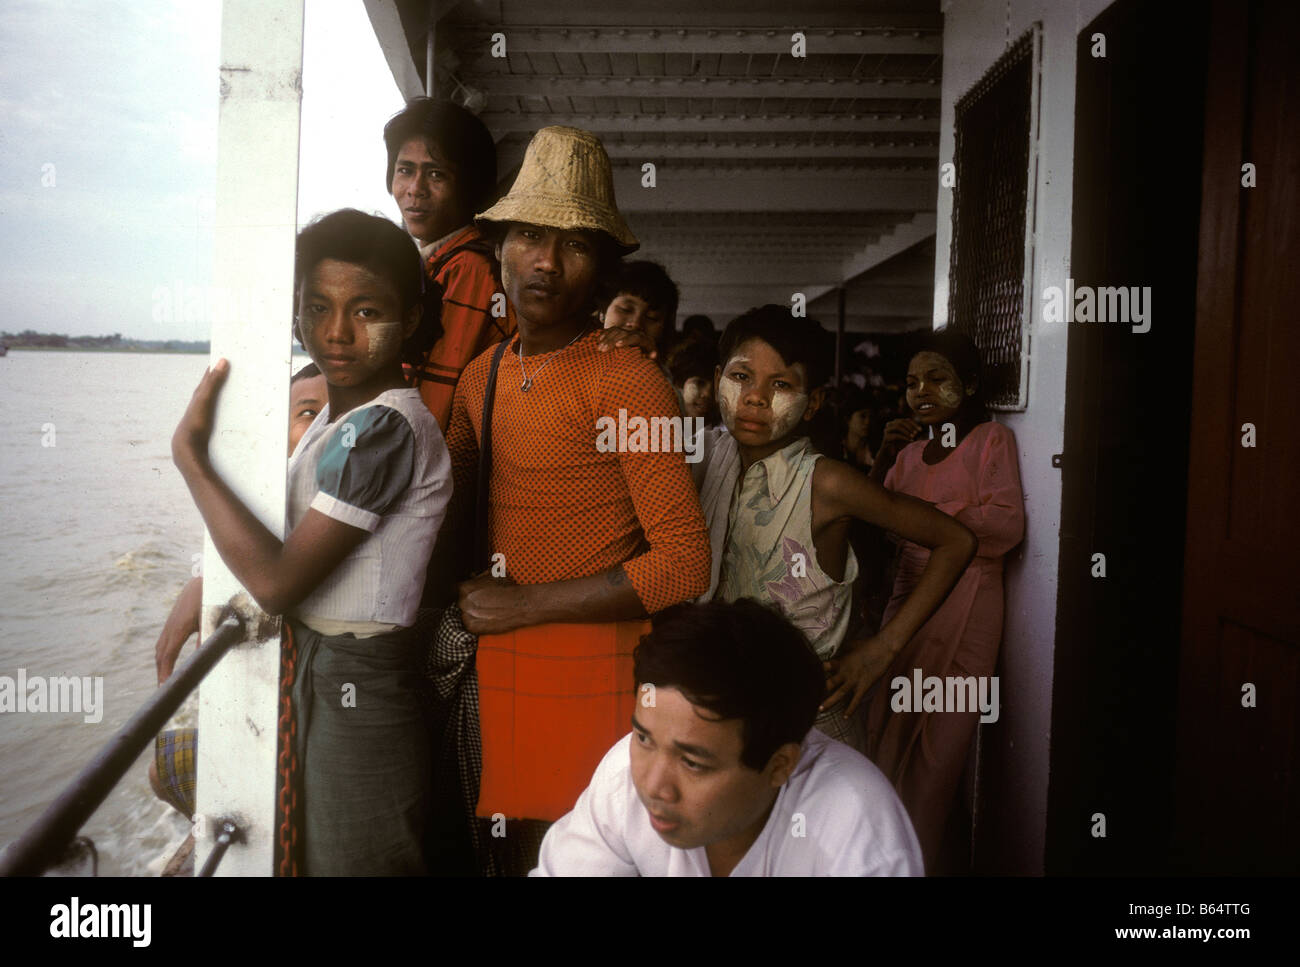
[481,112,939,134]
[600,141,939,160]
[631,211,906,230]
[837,211,937,284]
[447,26,941,56]
[442,7,943,31]
[612,169,935,212]
[363,0,424,99]
[473,75,941,100]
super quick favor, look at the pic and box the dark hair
[293,209,442,368]
[633,600,824,771]
[910,327,989,426]
[680,315,715,343]
[603,261,679,352]
[666,337,718,386]
[291,361,321,383]
[382,97,497,215]
[718,304,833,390]
[833,383,890,460]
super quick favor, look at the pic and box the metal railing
[0,614,245,877]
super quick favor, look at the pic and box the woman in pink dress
[864,330,1025,871]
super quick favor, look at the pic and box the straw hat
[475,126,639,254]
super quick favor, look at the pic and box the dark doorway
[1046,0,1208,874]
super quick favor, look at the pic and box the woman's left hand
[821,636,895,716]
[172,358,229,469]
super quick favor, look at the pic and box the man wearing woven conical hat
[437,126,710,875]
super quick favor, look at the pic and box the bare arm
[457,565,646,636]
[154,576,203,683]
[868,417,923,484]
[813,458,977,712]
[171,360,368,616]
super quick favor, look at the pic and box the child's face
[680,376,716,421]
[391,137,463,243]
[288,374,327,453]
[601,292,666,347]
[717,337,818,448]
[905,351,969,427]
[296,259,418,388]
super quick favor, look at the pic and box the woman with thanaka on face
[383,97,516,431]
[170,209,452,875]
[440,125,710,874]
[694,305,977,751]
[862,329,1026,872]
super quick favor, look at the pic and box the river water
[0,351,221,875]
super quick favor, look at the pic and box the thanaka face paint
[365,321,402,363]
[719,343,812,444]
[768,386,809,441]
[906,351,965,425]
[718,375,742,428]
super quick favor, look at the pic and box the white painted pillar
[194,0,304,877]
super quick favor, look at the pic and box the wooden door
[1174,0,1300,874]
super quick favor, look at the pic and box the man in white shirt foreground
[531,599,923,876]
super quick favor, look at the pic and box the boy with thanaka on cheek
[170,209,451,875]
[695,305,978,749]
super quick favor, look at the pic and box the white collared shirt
[531,729,923,876]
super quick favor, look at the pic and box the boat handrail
[0,613,245,877]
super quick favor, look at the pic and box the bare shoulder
[812,454,887,520]
[813,453,879,497]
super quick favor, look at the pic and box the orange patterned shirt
[446,328,710,613]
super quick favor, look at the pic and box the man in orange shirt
[383,97,516,430]
[443,126,710,874]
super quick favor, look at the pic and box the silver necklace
[517,329,584,392]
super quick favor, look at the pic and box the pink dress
[864,420,1025,868]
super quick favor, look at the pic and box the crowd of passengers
[153,98,1025,877]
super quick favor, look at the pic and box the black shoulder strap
[473,338,511,573]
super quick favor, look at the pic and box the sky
[0,0,405,342]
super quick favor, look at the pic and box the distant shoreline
[2,346,209,355]
[2,347,312,360]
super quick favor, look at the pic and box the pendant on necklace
[521,378,533,392]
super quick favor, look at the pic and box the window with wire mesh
[949,31,1036,409]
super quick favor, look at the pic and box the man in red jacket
[383,97,517,430]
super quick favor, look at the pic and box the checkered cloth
[154,728,197,818]
[418,604,496,876]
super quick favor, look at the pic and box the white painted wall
[935,0,1115,872]
[195,0,303,876]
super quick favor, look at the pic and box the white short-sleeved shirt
[287,387,451,634]
[531,729,923,876]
